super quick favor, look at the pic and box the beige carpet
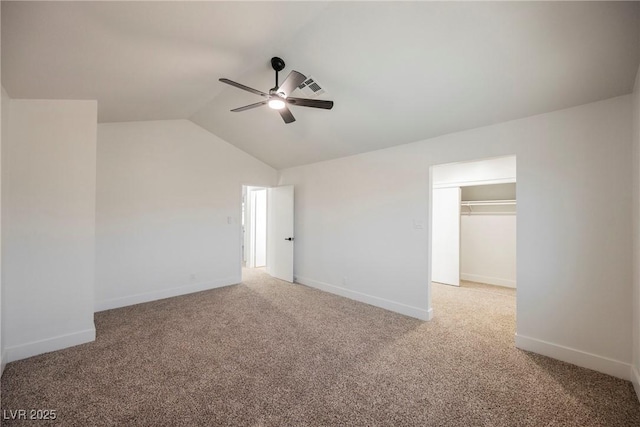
[1,269,639,426]
[460,279,517,296]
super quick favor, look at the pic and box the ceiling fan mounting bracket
[271,57,286,90]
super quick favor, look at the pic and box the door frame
[239,184,269,279]
[244,187,267,269]
[428,155,517,318]
[239,184,294,282]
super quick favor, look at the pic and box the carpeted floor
[1,269,639,426]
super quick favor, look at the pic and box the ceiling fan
[219,57,334,124]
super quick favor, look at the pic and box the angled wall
[95,120,277,310]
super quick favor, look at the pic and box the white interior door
[432,187,461,286]
[267,185,294,282]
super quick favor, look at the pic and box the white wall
[279,95,633,380]
[631,64,640,398]
[1,6,4,376]
[96,120,276,311]
[461,215,516,288]
[2,99,97,363]
[0,87,6,374]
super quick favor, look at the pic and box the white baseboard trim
[295,276,432,321]
[632,365,640,403]
[460,273,516,288]
[515,333,631,380]
[95,276,241,312]
[5,327,96,364]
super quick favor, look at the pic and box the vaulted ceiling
[3,1,639,169]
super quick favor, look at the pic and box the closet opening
[429,156,517,321]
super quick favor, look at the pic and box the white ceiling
[3,1,639,169]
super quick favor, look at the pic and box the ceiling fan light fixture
[268,98,286,110]
[219,57,334,124]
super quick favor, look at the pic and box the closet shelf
[460,199,516,206]
[460,199,516,216]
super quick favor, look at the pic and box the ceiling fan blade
[286,97,334,110]
[219,78,269,97]
[277,71,306,97]
[230,101,268,112]
[278,105,296,124]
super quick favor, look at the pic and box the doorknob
[285,237,294,241]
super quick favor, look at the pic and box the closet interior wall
[460,183,517,288]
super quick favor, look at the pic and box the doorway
[241,184,295,283]
[242,186,268,270]
[430,155,517,293]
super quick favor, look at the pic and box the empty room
[1,1,640,425]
